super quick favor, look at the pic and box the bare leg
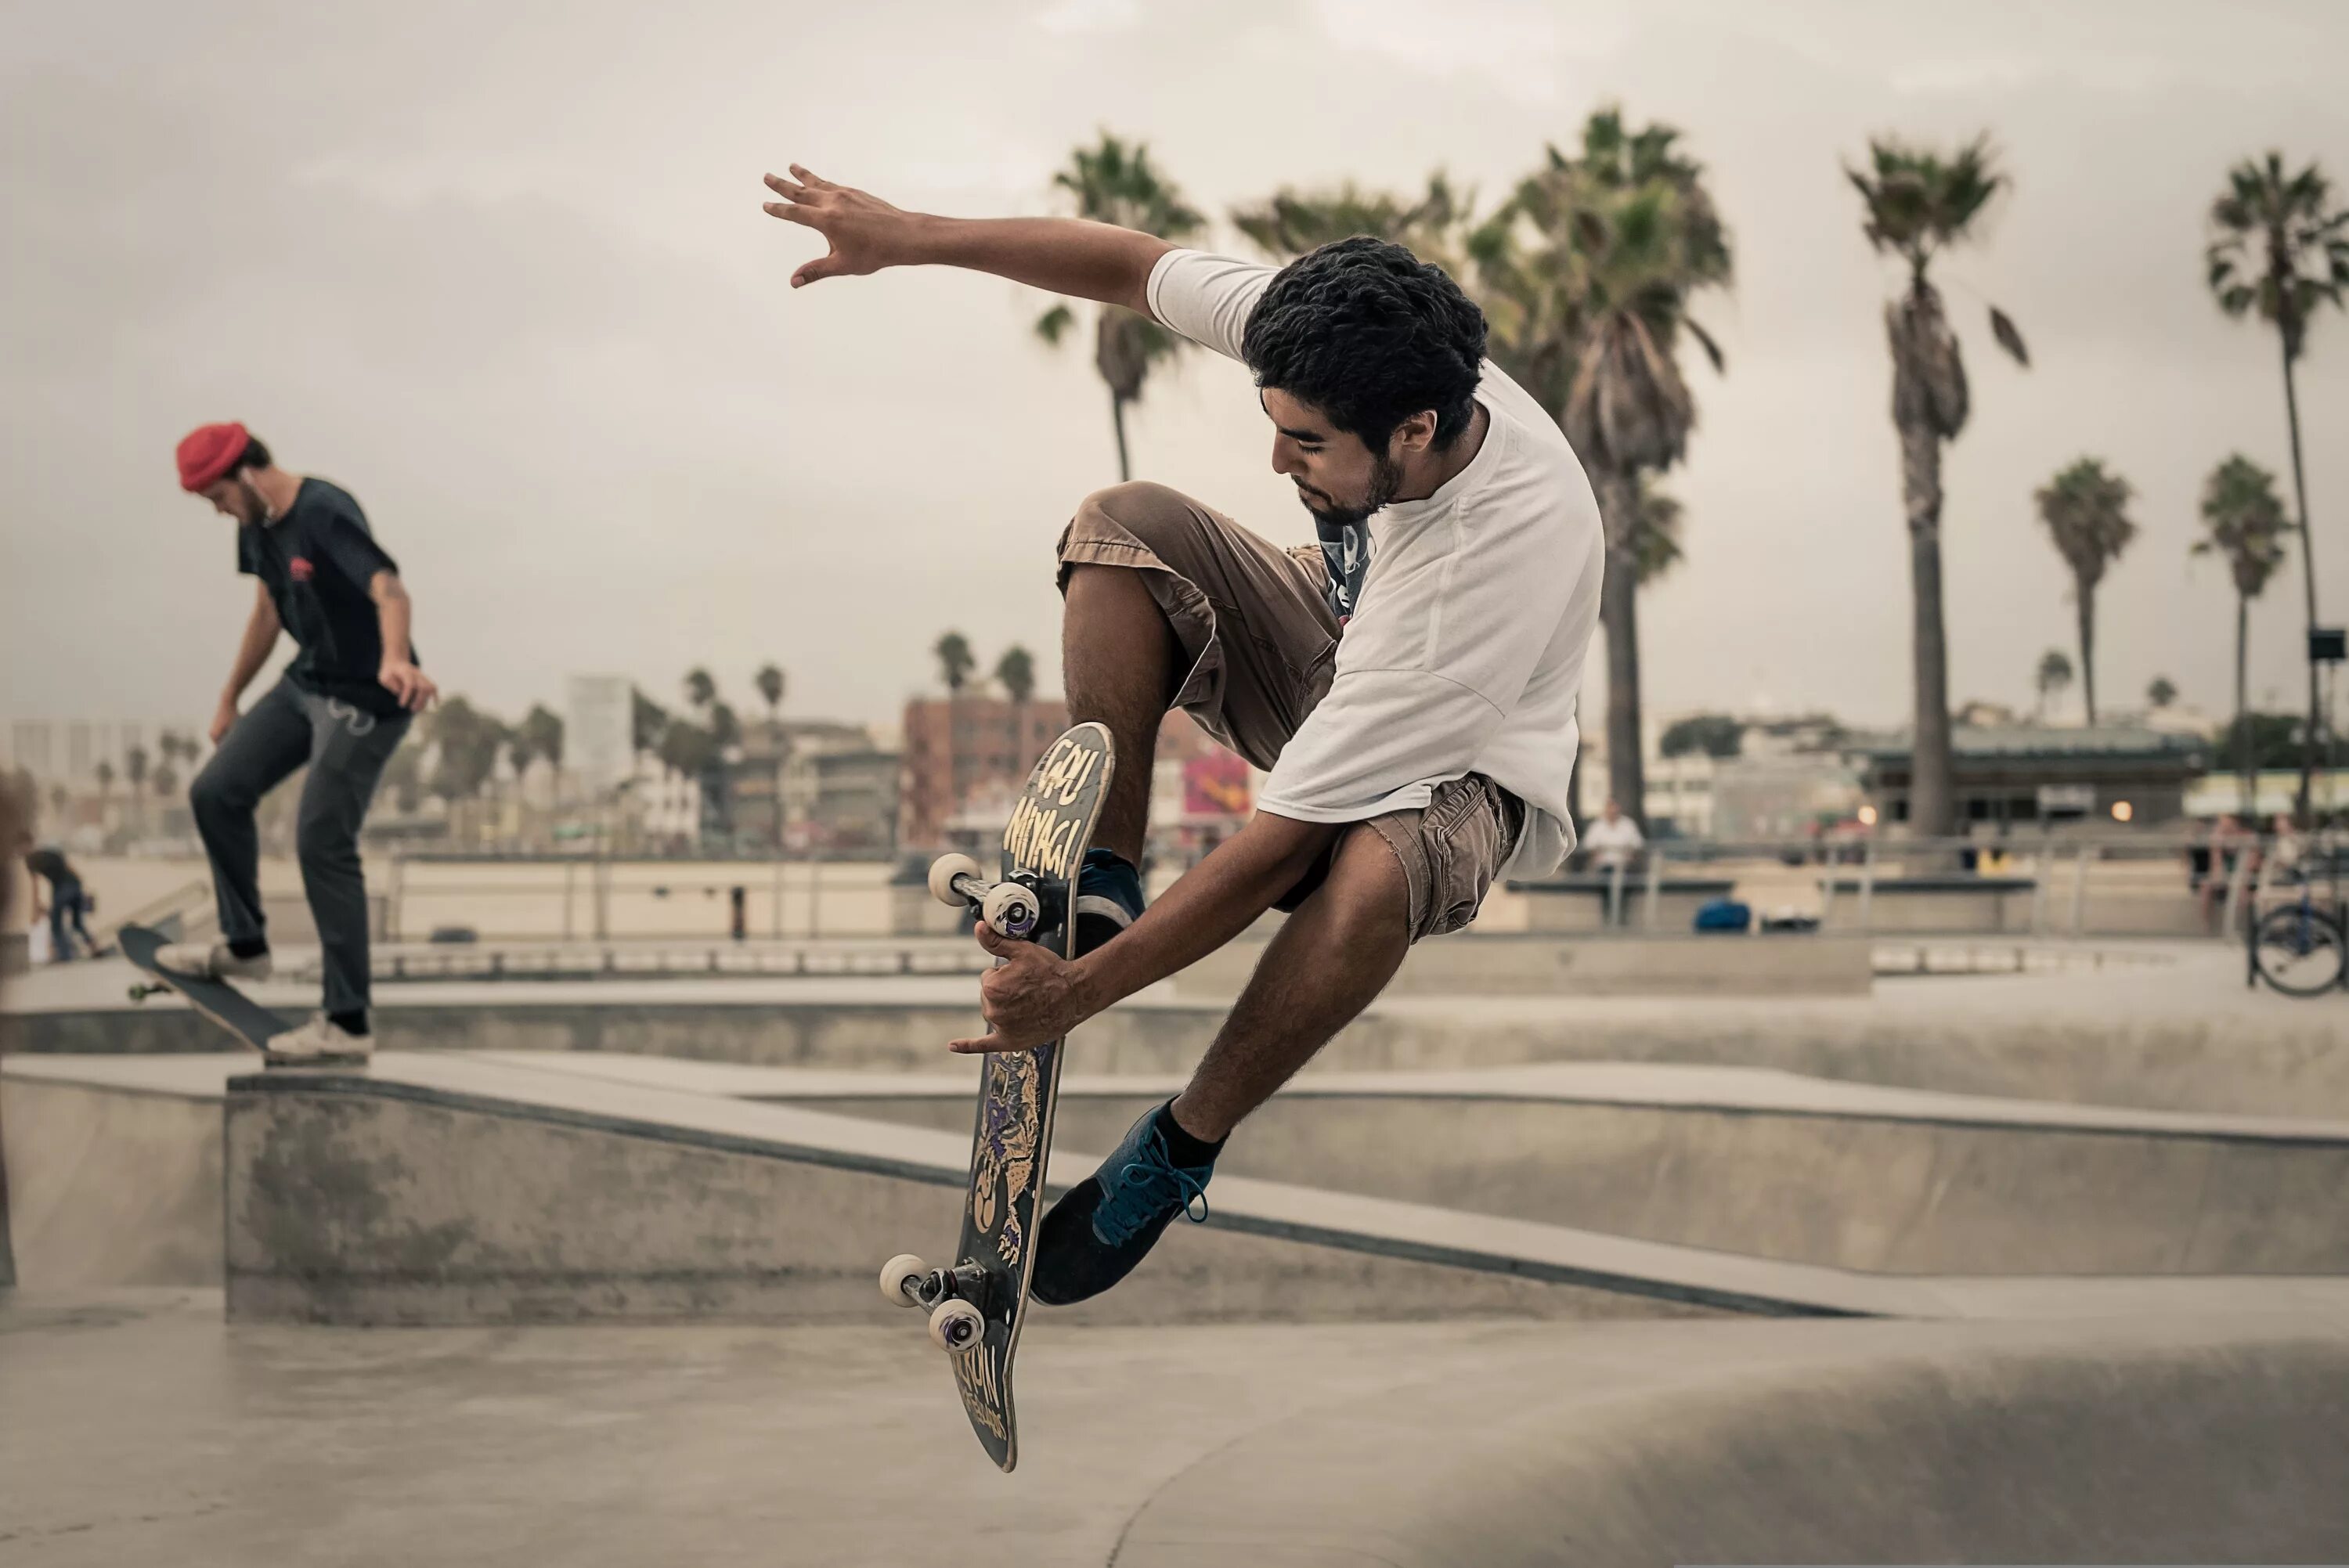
[1062,562,1183,866]
[1171,825,1411,1141]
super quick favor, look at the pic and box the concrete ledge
[1113,1318,2349,1566]
[219,1055,1822,1325]
[1172,932,1874,997]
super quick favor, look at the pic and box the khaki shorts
[1056,481,1522,943]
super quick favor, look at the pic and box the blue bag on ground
[1693,898,1752,934]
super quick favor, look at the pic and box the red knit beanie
[176,422,252,492]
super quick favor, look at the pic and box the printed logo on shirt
[1315,520,1372,626]
[289,557,316,583]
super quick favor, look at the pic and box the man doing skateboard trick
[763,167,1603,1305]
[161,424,435,1062]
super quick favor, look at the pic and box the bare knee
[1305,825,1413,951]
[1074,481,1195,555]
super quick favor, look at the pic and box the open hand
[378,658,438,713]
[948,922,1099,1054]
[761,165,919,288]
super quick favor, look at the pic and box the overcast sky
[5,0,2346,740]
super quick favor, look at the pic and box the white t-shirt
[1146,249,1604,878]
[1580,815,1645,869]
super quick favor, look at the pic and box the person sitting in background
[2197,813,2250,934]
[20,835,99,961]
[2262,812,2304,888]
[1581,797,1645,874]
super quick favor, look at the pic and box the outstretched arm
[761,164,1171,312]
[211,582,281,744]
[370,571,437,713]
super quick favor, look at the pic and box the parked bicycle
[2248,860,2347,997]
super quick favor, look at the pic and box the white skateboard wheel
[928,1297,985,1354]
[928,852,982,907]
[981,881,1040,937]
[879,1253,927,1307]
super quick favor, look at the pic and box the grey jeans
[189,679,409,1016]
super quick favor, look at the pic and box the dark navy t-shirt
[236,478,417,716]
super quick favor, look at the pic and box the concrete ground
[5,1292,2344,1567]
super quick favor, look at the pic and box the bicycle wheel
[2252,904,2347,997]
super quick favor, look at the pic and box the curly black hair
[1239,236,1488,452]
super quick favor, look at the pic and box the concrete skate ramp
[219,1051,1938,1325]
[1111,1316,2349,1566]
[0,1057,229,1288]
[752,1065,2349,1275]
[16,959,2349,1117]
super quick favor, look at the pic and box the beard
[1299,452,1405,527]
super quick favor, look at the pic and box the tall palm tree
[2195,454,2293,813]
[994,645,1036,705]
[2147,676,2178,710]
[933,632,976,695]
[2035,648,2073,722]
[124,744,149,834]
[684,668,716,713]
[1231,172,1470,270]
[1470,109,1731,827]
[1034,132,1206,481]
[1847,135,2030,838]
[754,663,786,723]
[2207,152,2349,822]
[2033,457,2138,725]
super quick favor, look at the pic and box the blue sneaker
[1030,1101,1214,1306]
[1073,846,1144,955]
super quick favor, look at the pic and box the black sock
[1154,1101,1225,1167]
[329,1010,369,1037]
[229,937,270,961]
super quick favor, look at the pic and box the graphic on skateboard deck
[120,922,355,1063]
[876,721,1114,1472]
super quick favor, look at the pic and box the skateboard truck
[879,1254,992,1352]
[926,852,1062,942]
[128,981,175,1003]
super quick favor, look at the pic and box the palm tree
[2033,457,2138,725]
[124,744,149,834]
[1231,172,1471,270]
[2035,649,2073,722]
[2147,676,2178,710]
[93,760,114,818]
[2207,152,2349,822]
[1469,109,1731,827]
[2195,455,2293,813]
[684,668,717,713]
[1847,135,2030,838]
[934,632,976,695]
[755,663,785,723]
[994,645,1037,705]
[1034,132,1206,481]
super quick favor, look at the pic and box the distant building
[781,741,900,852]
[564,676,634,797]
[899,695,1070,848]
[1851,725,2210,830]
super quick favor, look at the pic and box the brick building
[898,695,1071,848]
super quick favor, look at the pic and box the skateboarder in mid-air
[160,424,435,1062]
[763,167,1604,1304]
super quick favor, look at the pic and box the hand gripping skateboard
[876,721,1113,1472]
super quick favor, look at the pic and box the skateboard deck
[881,721,1114,1472]
[119,922,326,1061]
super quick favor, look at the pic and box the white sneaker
[155,941,273,982]
[265,1011,372,1065]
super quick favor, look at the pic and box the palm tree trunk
[2077,586,2097,726]
[2236,593,2252,816]
[1110,394,1132,484]
[1601,554,1646,831]
[1591,467,1646,830]
[2282,334,2319,825]
[1899,422,1956,838]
